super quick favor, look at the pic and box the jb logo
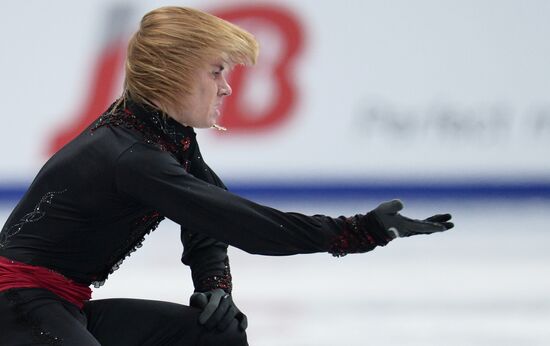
[213,5,304,132]
[48,4,305,155]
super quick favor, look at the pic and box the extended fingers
[425,214,454,230]
[401,217,448,234]
[425,214,452,222]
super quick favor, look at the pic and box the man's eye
[212,70,222,78]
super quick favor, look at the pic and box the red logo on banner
[48,5,304,155]
[214,5,304,132]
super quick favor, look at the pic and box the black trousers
[0,288,248,346]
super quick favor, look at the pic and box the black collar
[92,98,196,164]
[125,98,196,141]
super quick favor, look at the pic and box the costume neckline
[124,98,197,140]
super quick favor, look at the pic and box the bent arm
[181,156,233,293]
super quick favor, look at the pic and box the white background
[0,0,549,182]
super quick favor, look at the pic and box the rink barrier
[228,181,550,200]
[1,181,550,203]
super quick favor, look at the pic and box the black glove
[189,288,248,332]
[370,199,454,238]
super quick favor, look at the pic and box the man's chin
[209,113,220,127]
[195,120,216,129]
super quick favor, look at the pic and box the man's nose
[218,78,232,96]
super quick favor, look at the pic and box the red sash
[0,256,91,309]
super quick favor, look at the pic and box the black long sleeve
[181,148,233,293]
[181,228,232,293]
[116,142,347,256]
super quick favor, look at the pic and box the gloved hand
[189,288,248,332]
[370,199,454,238]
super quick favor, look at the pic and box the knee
[200,319,248,346]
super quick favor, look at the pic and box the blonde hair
[123,6,259,114]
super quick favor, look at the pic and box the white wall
[1,0,549,184]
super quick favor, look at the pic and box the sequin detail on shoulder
[92,108,178,153]
[91,101,195,172]
[0,190,67,248]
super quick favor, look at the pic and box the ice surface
[1,198,549,346]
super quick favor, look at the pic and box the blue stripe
[1,181,550,202]
[228,181,550,200]
[0,185,27,204]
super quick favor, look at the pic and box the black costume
[0,99,391,345]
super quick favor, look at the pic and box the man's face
[172,59,232,128]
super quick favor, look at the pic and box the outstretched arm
[116,143,453,257]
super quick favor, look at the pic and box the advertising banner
[1,0,549,199]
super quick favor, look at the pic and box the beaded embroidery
[196,257,233,294]
[329,214,393,257]
[0,190,67,249]
[92,107,177,153]
[329,215,377,257]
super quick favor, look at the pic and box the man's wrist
[195,273,232,294]
[329,214,393,257]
